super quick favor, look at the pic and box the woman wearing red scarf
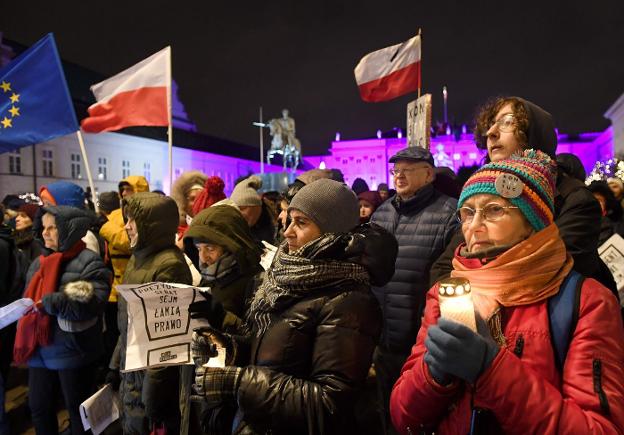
[14,206,111,435]
[390,150,624,434]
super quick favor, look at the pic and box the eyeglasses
[456,203,519,224]
[488,113,516,133]
[389,167,428,177]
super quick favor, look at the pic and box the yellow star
[0,81,10,92]
[1,117,12,128]
[10,93,19,103]
[9,106,19,117]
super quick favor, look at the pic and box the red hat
[357,190,383,211]
[192,176,227,216]
[18,203,40,221]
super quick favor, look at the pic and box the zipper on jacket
[513,334,524,358]
[593,359,611,416]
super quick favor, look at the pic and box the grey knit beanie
[288,179,359,234]
[230,175,263,207]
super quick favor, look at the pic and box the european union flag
[0,33,78,153]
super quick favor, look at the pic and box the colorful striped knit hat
[458,149,557,231]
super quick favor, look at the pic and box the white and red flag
[81,47,171,133]
[354,35,421,103]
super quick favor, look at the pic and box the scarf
[451,224,573,320]
[249,234,370,336]
[13,240,86,364]
[199,253,238,284]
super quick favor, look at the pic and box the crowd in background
[0,95,623,434]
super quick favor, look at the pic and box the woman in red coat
[390,149,624,434]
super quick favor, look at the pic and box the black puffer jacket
[369,184,458,353]
[231,224,397,434]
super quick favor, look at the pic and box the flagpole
[167,47,173,192]
[76,130,98,213]
[259,106,264,174]
[417,28,422,99]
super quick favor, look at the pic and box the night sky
[2,1,624,156]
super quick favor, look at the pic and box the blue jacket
[370,184,458,353]
[26,206,111,370]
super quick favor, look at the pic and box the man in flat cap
[370,147,458,434]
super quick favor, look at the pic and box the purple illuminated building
[304,127,614,190]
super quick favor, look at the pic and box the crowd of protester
[0,95,623,435]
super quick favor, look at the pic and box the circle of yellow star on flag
[0,80,20,130]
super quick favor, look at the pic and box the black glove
[424,318,499,384]
[104,369,121,391]
[189,293,226,329]
[193,366,241,407]
[191,326,237,367]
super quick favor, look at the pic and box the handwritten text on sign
[117,282,209,371]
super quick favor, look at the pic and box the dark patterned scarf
[248,233,369,336]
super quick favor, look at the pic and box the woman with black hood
[430,96,615,293]
[190,179,398,434]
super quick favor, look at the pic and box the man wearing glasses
[370,146,458,435]
[430,96,616,294]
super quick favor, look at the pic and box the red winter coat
[390,278,624,434]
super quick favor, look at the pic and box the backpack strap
[548,270,584,371]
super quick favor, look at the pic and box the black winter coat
[369,184,458,353]
[230,225,397,434]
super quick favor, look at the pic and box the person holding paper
[14,206,111,435]
[390,150,624,434]
[191,178,398,434]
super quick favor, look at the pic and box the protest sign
[117,282,209,371]
[80,383,120,435]
[407,93,432,149]
[599,233,624,304]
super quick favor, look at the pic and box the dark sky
[2,1,624,155]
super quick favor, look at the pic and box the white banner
[117,282,209,372]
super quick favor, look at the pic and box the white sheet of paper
[204,345,226,368]
[79,383,120,435]
[0,298,34,330]
[260,241,278,271]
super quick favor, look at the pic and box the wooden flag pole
[76,130,98,213]
[167,46,173,193]
[417,28,422,99]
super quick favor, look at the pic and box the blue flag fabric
[0,33,78,153]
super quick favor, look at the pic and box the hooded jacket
[430,98,604,285]
[171,170,207,226]
[115,192,192,435]
[185,205,263,319]
[25,206,111,369]
[99,175,149,302]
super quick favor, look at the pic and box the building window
[8,148,21,174]
[143,162,151,182]
[42,149,53,176]
[97,157,107,181]
[122,160,131,178]
[71,153,81,179]
[356,159,362,164]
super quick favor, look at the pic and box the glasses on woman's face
[456,202,519,224]
[488,113,516,133]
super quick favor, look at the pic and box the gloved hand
[189,293,226,329]
[104,369,121,391]
[192,365,242,407]
[191,326,237,367]
[424,318,499,384]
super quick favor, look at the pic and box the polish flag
[354,35,421,103]
[81,47,171,133]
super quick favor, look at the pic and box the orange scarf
[451,224,574,320]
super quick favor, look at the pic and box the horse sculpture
[267,118,301,171]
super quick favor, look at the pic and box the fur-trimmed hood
[171,170,208,224]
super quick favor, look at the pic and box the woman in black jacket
[191,179,397,434]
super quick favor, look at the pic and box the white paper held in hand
[203,345,226,368]
[0,298,34,330]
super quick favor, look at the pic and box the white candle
[438,278,477,332]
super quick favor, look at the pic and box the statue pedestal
[257,171,299,193]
